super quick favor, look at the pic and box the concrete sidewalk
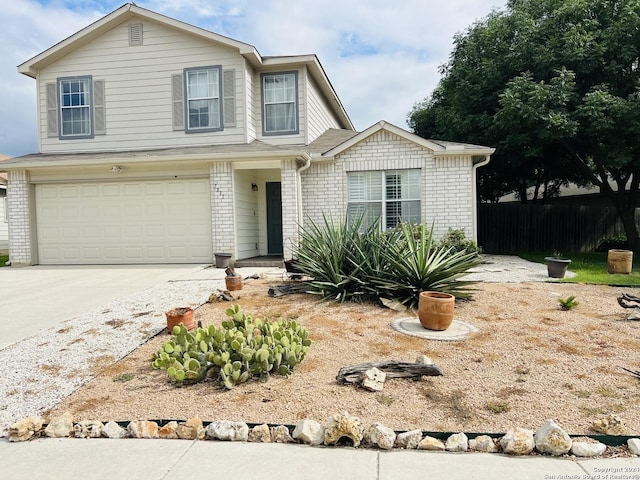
[0,438,638,480]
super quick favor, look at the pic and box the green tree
[409,0,640,251]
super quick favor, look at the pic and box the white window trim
[347,169,421,230]
[184,65,223,133]
[261,71,299,136]
[57,76,94,140]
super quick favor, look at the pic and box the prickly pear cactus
[151,305,311,389]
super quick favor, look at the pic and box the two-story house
[1,3,493,266]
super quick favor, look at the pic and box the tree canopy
[408,0,640,250]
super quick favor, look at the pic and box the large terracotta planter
[165,307,195,333]
[418,291,455,331]
[608,249,633,274]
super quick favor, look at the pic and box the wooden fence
[477,204,639,253]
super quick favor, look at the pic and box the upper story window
[261,71,299,135]
[185,66,223,132]
[58,76,93,139]
[347,169,421,230]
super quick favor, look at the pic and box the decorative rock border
[9,412,640,459]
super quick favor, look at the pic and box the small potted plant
[544,251,571,278]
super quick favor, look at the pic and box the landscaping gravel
[0,255,569,436]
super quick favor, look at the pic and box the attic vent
[128,23,143,46]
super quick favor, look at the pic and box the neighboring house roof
[0,154,9,185]
[322,121,495,160]
[17,3,352,131]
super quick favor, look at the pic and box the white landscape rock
[248,424,272,443]
[73,420,103,439]
[45,411,74,438]
[418,436,446,451]
[446,432,469,452]
[500,428,535,455]
[361,367,386,392]
[364,423,396,450]
[628,438,640,455]
[534,419,572,456]
[127,420,159,439]
[205,420,249,441]
[102,421,127,439]
[324,412,364,447]
[270,425,293,443]
[592,414,625,436]
[395,429,423,449]
[571,441,607,457]
[9,416,44,442]
[292,419,325,446]
[469,435,500,453]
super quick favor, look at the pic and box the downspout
[471,155,492,243]
[293,154,312,258]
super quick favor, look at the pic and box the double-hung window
[58,76,92,138]
[347,169,421,230]
[185,66,223,132]
[262,72,298,135]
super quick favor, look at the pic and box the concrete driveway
[0,264,217,350]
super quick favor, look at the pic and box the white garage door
[36,179,212,264]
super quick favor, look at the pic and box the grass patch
[112,373,134,383]
[518,251,640,286]
[0,255,8,267]
[485,400,511,414]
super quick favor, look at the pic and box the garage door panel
[36,179,212,264]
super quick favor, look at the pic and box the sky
[0,0,507,157]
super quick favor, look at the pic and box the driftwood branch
[267,283,308,297]
[336,360,444,384]
[622,367,640,380]
[617,293,640,309]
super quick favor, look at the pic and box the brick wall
[301,130,476,239]
[7,170,33,266]
[210,162,236,258]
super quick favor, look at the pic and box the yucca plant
[366,222,482,308]
[295,214,380,302]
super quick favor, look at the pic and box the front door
[266,182,283,254]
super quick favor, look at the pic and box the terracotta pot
[607,249,633,274]
[418,291,455,331]
[225,275,242,291]
[165,307,195,333]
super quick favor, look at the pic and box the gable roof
[17,3,353,130]
[322,121,495,160]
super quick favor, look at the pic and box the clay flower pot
[165,307,195,333]
[225,275,242,291]
[418,291,455,331]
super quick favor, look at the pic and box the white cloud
[0,0,506,157]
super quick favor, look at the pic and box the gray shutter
[223,69,235,127]
[172,73,184,130]
[93,79,106,135]
[46,83,58,137]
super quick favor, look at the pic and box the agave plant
[368,222,481,307]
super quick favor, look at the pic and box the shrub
[151,305,311,389]
[596,234,629,252]
[295,216,481,306]
[438,228,482,255]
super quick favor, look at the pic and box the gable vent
[128,23,143,46]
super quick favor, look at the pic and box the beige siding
[233,169,260,259]
[254,67,306,146]
[38,17,247,153]
[244,63,257,142]
[302,130,476,239]
[306,74,341,143]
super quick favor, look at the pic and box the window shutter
[46,82,58,137]
[223,69,235,127]
[93,79,106,135]
[172,73,184,130]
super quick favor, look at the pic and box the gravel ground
[0,256,583,436]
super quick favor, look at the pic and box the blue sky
[0,0,507,157]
